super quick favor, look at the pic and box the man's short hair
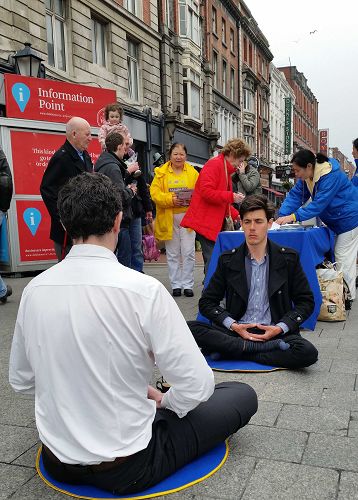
[58,173,122,241]
[353,138,358,150]
[239,194,275,221]
[105,132,124,153]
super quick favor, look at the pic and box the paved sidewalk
[1,263,358,499]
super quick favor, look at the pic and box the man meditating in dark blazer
[188,194,318,369]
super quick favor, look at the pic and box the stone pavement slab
[338,472,358,500]
[302,433,358,471]
[241,460,339,500]
[236,425,307,462]
[276,404,350,436]
[0,464,36,500]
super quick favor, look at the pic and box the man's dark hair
[353,138,358,150]
[58,173,122,241]
[239,194,275,221]
[105,132,124,153]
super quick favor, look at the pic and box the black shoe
[0,284,12,304]
[184,289,194,297]
[172,288,181,297]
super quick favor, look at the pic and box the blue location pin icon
[23,208,41,236]
[11,83,30,112]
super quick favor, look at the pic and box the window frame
[221,18,226,45]
[45,0,67,71]
[91,16,107,67]
[183,68,201,121]
[127,38,140,102]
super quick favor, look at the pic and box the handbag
[316,261,348,321]
[222,158,235,231]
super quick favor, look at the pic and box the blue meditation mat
[206,357,285,372]
[36,441,229,499]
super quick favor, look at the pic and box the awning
[262,187,285,197]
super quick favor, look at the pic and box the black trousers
[196,233,215,275]
[188,320,318,369]
[42,382,257,495]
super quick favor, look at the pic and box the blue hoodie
[352,159,358,187]
[279,158,358,235]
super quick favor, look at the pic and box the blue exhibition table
[197,226,335,331]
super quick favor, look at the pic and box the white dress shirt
[9,244,214,464]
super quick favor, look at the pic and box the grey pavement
[1,262,358,499]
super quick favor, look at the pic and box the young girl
[98,103,134,154]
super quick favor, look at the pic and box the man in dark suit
[40,117,93,260]
[188,194,318,369]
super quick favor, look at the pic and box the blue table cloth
[197,226,335,331]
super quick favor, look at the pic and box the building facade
[331,147,355,179]
[0,0,164,175]
[279,65,318,153]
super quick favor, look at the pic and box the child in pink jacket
[98,103,134,155]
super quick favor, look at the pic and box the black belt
[42,444,131,473]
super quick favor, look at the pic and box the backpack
[142,234,161,262]
[0,170,13,212]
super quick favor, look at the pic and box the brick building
[279,66,318,153]
[331,147,355,179]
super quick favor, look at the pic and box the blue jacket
[352,159,358,187]
[279,158,358,235]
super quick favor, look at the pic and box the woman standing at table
[276,149,358,302]
[150,143,199,297]
[181,138,251,275]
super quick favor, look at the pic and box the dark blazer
[199,239,314,335]
[40,140,93,244]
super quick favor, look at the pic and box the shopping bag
[316,262,346,321]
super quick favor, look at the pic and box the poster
[16,200,56,262]
[5,74,116,127]
[11,130,102,195]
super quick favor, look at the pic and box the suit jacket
[199,239,314,335]
[40,140,93,244]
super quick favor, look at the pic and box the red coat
[181,153,239,241]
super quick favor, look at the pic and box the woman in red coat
[181,138,251,274]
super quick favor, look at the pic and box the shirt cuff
[223,317,236,330]
[276,322,289,334]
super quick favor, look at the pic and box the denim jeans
[0,212,7,298]
[116,227,131,267]
[129,217,144,272]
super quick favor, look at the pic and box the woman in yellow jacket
[150,143,199,297]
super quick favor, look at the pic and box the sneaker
[0,284,12,304]
[172,288,181,297]
[184,289,194,297]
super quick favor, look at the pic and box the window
[230,28,235,52]
[127,39,140,101]
[215,106,239,146]
[248,42,253,67]
[212,51,218,89]
[212,7,217,34]
[243,36,247,62]
[45,0,66,70]
[91,17,106,66]
[125,0,139,15]
[222,60,227,95]
[230,67,235,101]
[243,88,254,112]
[179,0,200,46]
[243,124,255,149]
[165,0,174,30]
[221,18,226,44]
[183,68,201,121]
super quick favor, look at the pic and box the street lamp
[13,42,44,78]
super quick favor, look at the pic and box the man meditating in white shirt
[9,172,257,495]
